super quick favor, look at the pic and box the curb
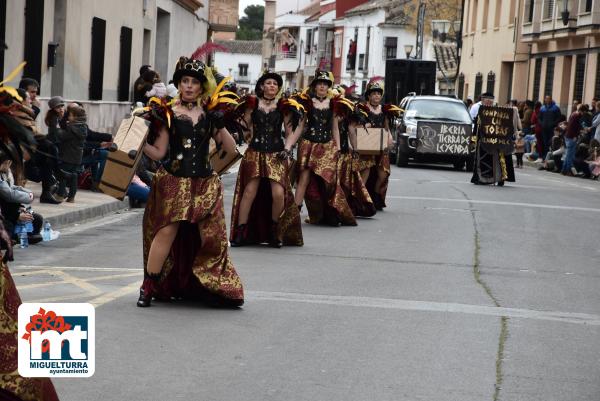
[43,198,130,227]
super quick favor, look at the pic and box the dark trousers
[515,153,523,167]
[541,129,554,160]
[25,139,59,192]
[58,162,80,198]
[0,201,43,238]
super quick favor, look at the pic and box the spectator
[133,64,153,105]
[586,139,600,179]
[465,98,473,110]
[573,142,592,178]
[0,150,44,244]
[127,174,150,208]
[55,105,87,202]
[539,96,561,160]
[589,101,600,142]
[522,100,535,151]
[142,70,167,100]
[18,77,41,119]
[562,104,583,176]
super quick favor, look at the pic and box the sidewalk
[26,181,128,228]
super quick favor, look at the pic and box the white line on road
[248,291,600,326]
[387,196,600,214]
[11,265,140,272]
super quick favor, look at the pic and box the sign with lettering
[477,106,515,152]
[416,122,472,155]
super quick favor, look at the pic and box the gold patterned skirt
[338,153,376,217]
[364,152,391,209]
[296,139,356,226]
[0,263,60,401]
[143,167,244,306]
[230,148,303,246]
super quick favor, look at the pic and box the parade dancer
[136,56,244,307]
[353,77,401,210]
[333,85,376,218]
[229,71,304,248]
[471,92,516,186]
[288,70,356,227]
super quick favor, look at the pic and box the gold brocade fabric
[358,154,377,172]
[364,152,391,208]
[142,167,244,303]
[230,148,303,246]
[0,263,60,401]
[337,153,376,217]
[296,139,356,226]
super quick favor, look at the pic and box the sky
[238,0,264,18]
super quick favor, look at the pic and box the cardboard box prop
[208,139,243,175]
[99,116,150,200]
[356,127,392,155]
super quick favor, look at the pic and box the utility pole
[415,1,426,59]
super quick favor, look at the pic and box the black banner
[477,105,515,152]
[416,122,472,155]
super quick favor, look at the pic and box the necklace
[180,100,196,110]
[315,95,327,102]
[369,102,380,110]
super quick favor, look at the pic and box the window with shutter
[573,54,586,102]
[89,17,106,100]
[544,57,555,97]
[475,72,483,99]
[533,58,542,101]
[118,26,132,102]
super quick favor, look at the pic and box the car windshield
[405,99,472,123]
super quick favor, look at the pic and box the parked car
[392,95,474,171]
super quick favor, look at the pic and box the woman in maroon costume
[352,78,400,210]
[229,71,303,248]
[136,57,244,307]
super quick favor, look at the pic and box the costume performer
[353,77,401,210]
[289,70,356,226]
[229,71,303,248]
[136,57,244,307]
[332,85,376,217]
[0,217,60,401]
[470,92,515,186]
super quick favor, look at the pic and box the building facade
[522,0,600,113]
[1,0,208,133]
[458,0,530,104]
[209,0,239,40]
[213,40,263,94]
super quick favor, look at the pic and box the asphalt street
[10,163,600,401]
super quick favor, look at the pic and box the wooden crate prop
[208,139,243,175]
[356,127,392,155]
[99,116,149,200]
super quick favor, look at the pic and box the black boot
[137,272,161,307]
[40,191,62,204]
[372,193,384,211]
[269,220,283,248]
[230,224,248,247]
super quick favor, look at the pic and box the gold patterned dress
[296,102,356,226]
[1,262,60,401]
[229,99,303,246]
[142,113,244,306]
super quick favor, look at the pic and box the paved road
[11,164,600,401]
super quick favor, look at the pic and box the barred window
[486,71,496,94]
[573,54,586,102]
[585,0,593,12]
[533,58,542,101]
[475,72,483,99]
[544,0,555,19]
[458,73,465,100]
[595,53,600,99]
[544,57,555,97]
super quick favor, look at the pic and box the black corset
[368,111,386,128]
[250,108,285,152]
[164,115,213,178]
[338,120,350,153]
[304,107,333,143]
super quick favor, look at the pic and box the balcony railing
[276,51,298,60]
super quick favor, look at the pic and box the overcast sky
[238,0,265,18]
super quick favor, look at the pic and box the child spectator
[143,70,167,100]
[55,105,87,202]
[514,132,525,168]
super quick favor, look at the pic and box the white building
[213,40,263,94]
[1,0,209,133]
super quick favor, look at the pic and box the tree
[236,5,264,40]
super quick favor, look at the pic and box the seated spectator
[540,128,565,172]
[0,151,43,244]
[127,174,150,208]
[55,104,87,203]
[133,65,153,105]
[573,142,592,178]
[18,77,41,119]
[587,139,600,179]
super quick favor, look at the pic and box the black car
[392,95,474,170]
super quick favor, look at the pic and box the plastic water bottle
[19,225,29,248]
[43,222,52,242]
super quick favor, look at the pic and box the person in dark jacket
[539,96,562,159]
[133,65,153,105]
[55,105,87,202]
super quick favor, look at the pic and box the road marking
[387,195,600,214]
[11,265,140,272]
[247,291,600,326]
[88,282,140,307]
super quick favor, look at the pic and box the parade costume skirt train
[230,148,303,246]
[359,152,391,209]
[296,139,356,226]
[143,167,244,306]
[0,263,60,401]
[337,153,376,217]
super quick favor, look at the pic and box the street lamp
[404,44,413,59]
[561,0,570,25]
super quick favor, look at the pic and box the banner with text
[416,122,472,155]
[477,106,515,153]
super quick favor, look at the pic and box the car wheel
[453,160,465,171]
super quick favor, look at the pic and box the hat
[365,77,384,97]
[172,57,207,87]
[311,70,334,87]
[480,92,495,100]
[48,96,65,109]
[255,71,283,96]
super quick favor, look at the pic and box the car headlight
[406,125,417,136]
